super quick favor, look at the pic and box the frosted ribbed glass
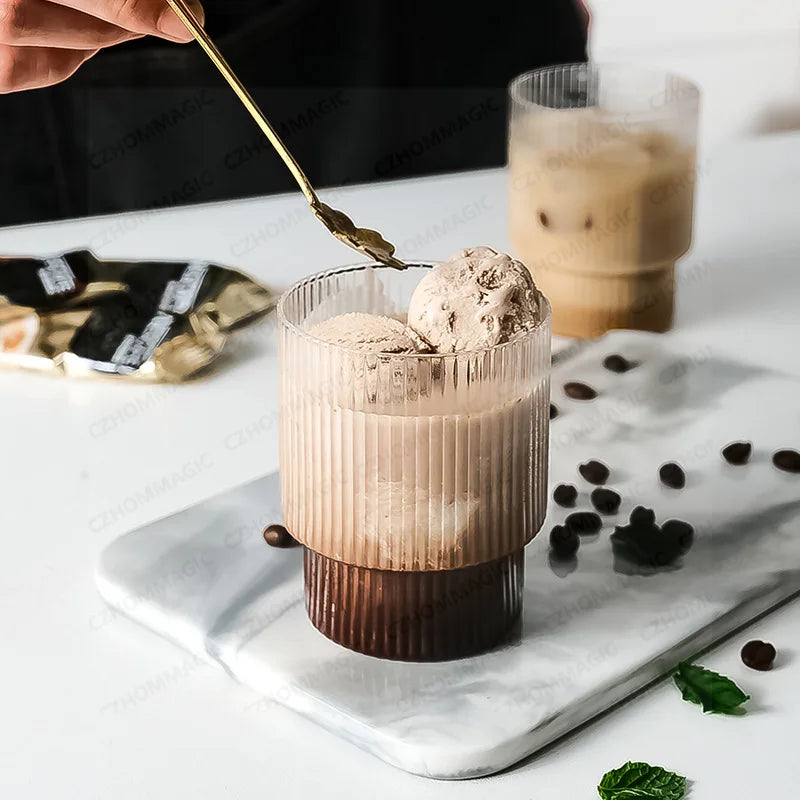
[508,63,700,337]
[277,263,551,571]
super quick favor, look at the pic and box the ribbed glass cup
[277,263,551,660]
[508,63,700,338]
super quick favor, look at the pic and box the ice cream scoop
[362,480,480,565]
[407,246,542,352]
[308,312,429,353]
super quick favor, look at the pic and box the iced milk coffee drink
[278,248,551,661]
[509,64,700,338]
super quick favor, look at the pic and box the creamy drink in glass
[508,63,700,338]
[277,251,551,661]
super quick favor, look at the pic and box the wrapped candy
[0,251,274,381]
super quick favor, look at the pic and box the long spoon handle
[164,0,320,208]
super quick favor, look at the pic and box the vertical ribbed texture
[507,63,699,339]
[304,548,524,662]
[277,263,551,571]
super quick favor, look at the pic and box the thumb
[157,1,206,41]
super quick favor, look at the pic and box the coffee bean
[660,519,695,555]
[549,525,579,558]
[603,354,638,373]
[741,639,776,671]
[550,403,559,420]
[630,505,656,527]
[579,460,610,485]
[263,524,297,549]
[659,461,686,489]
[565,511,602,536]
[548,551,578,577]
[591,487,621,515]
[564,381,598,400]
[553,483,578,508]
[611,509,693,568]
[722,441,752,465]
[773,449,800,473]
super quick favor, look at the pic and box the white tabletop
[1,133,799,798]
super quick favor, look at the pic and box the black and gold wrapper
[0,250,275,382]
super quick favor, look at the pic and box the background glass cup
[508,63,700,338]
[277,263,551,661]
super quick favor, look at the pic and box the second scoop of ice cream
[407,246,542,352]
[308,312,428,353]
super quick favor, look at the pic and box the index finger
[51,0,205,41]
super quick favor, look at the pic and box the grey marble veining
[97,330,800,779]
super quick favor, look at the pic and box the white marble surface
[97,328,800,779]
[1,133,800,798]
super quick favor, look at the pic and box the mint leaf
[598,761,686,799]
[673,661,749,714]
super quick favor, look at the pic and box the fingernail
[159,2,205,40]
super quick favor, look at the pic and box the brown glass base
[303,548,524,662]
[536,263,676,339]
[551,297,674,338]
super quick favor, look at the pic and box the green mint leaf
[597,761,686,799]
[673,661,749,714]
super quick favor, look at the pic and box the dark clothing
[1,0,587,226]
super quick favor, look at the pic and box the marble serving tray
[97,329,800,779]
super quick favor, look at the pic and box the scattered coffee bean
[579,460,610,485]
[611,508,694,568]
[773,449,800,473]
[565,511,602,536]
[263,524,297,549]
[630,505,656,526]
[660,519,695,555]
[553,483,578,508]
[659,461,686,489]
[548,552,578,577]
[722,441,752,465]
[549,525,580,558]
[741,639,777,671]
[550,403,559,420]
[591,487,621,515]
[564,381,598,400]
[603,354,638,373]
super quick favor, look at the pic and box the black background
[0,0,587,226]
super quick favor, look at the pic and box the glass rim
[509,61,700,116]
[276,261,552,360]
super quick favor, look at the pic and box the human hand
[0,0,205,92]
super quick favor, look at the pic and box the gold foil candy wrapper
[0,250,275,382]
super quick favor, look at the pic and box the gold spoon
[164,0,406,270]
